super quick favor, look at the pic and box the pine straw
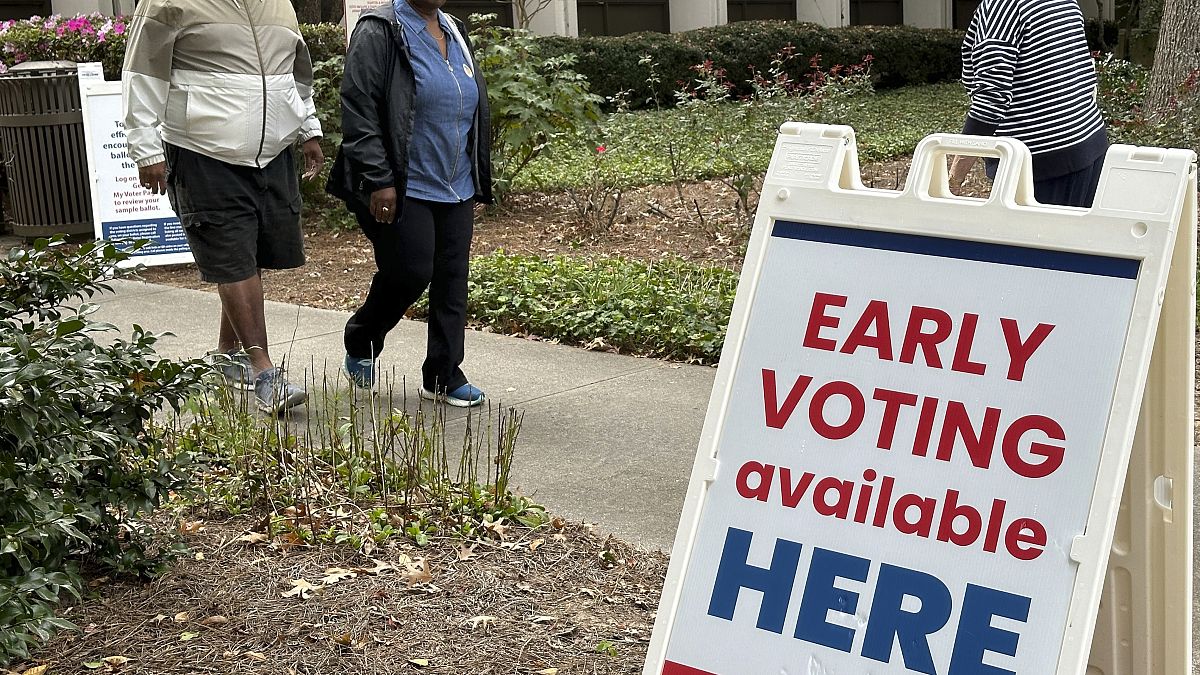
[30,516,666,675]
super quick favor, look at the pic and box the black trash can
[0,61,92,238]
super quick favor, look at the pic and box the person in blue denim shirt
[328,0,493,406]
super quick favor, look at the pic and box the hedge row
[2,16,1128,105]
[303,19,966,108]
[539,21,965,106]
[311,17,1128,86]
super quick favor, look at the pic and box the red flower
[596,144,607,154]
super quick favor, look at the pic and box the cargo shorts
[165,143,305,284]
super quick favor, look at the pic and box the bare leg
[217,306,240,354]
[217,273,273,374]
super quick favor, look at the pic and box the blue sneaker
[208,350,254,390]
[253,367,307,415]
[419,383,485,408]
[343,354,376,389]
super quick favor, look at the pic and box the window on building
[954,0,981,29]
[848,0,903,25]
[443,0,514,28]
[577,0,669,36]
[728,0,796,22]
[0,0,49,20]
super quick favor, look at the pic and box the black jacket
[327,5,494,214]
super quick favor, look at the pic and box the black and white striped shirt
[961,0,1107,179]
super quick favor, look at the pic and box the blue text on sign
[706,527,1032,674]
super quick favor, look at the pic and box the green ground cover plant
[416,252,740,364]
[519,82,968,191]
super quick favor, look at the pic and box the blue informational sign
[80,74,194,268]
[100,217,189,258]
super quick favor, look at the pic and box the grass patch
[174,381,545,552]
[519,83,968,191]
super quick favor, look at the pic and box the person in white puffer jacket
[122,0,325,415]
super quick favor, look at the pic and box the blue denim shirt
[394,0,479,203]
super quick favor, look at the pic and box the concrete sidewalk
[93,279,713,551]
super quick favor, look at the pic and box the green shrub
[1096,55,1200,153]
[0,14,128,78]
[537,32,705,108]
[539,21,964,108]
[299,22,346,66]
[0,239,211,665]
[0,19,341,80]
[443,252,739,363]
[471,22,603,201]
[1084,18,1121,52]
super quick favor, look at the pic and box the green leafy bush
[1084,19,1121,53]
[539,21,964,108]
[0,239,211,665]
[432,252,739,363]
[470,21,602,201]
[299,22,346,66]
[538,32,705,109]
[0,19,338,80]
[1096,55,1200,153]
[0,14,128,78]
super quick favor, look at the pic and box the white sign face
[80,78,193,268]
[659,220,1139,674]
[342,0,377,44]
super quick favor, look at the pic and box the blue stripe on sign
[772,220,1140,280]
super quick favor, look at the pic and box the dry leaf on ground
[400,559,433,584]
[282,579,319,600]
[465,615,497,630]
[321,568,358,585]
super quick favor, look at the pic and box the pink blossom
[596,144,606,154]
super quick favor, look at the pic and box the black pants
[344,197,474,392]
[1033,154,1106,208]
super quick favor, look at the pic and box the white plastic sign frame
[79,70,193,268]
[643,124,1195,675]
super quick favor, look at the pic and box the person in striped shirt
[950,0,1108,207]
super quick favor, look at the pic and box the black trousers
[1033,154,1106,208]
[344,197,474,392]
